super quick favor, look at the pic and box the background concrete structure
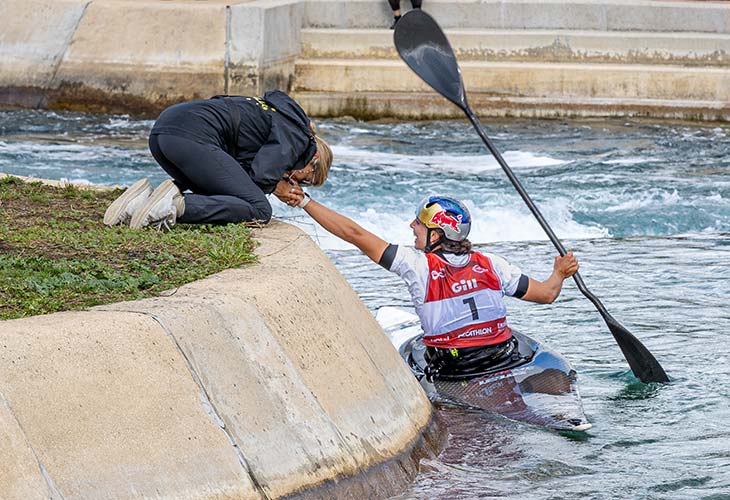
[296,0,730,120]
[1,0,729,120]
[0,0,305,114]
[0,218,442,499]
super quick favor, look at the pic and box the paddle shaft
[464,108,610,317]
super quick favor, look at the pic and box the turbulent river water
[1,110,729,499]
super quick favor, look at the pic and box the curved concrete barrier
[0,220,442,499]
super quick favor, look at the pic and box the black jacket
[247,90,317,193]
[150,90,317,194]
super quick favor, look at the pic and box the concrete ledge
[292,91,730,121]
[0,172,116,190]
[0,218,440,499]
[302,28,730,66]
[303,0,730,32]
[294,59,730,101]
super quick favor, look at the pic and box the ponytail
[312,135,332,186]
[434,229,472,255]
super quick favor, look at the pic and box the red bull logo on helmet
[430,210,462,233]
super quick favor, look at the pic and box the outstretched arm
[303,199,389,263]
[521,252,579,304]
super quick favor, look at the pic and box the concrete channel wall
[0,217,442,499]
[0,0,304,114]
[1,0,730,120]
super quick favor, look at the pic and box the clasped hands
[273,176,305,207]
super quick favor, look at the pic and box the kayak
[376,307,592,432]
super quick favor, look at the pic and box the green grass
[0,176,257,320]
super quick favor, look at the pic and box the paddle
[394,10,669,383]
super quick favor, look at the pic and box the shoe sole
[103,178,151,226]
[129,179,178,229]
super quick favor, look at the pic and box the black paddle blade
[605,313,669,383]
[394,10,467,109]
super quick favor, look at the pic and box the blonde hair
[312,135,332,187]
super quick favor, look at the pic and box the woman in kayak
[104,90,332,230]
[291,191,579,378]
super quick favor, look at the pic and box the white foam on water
[600,189,681,212]
[605,157,659,166]
[103,116,154,130]
[59,177,93,185]
[467,200,609,243]
[331,145,567,174]
[0,141,144,162]
[274,195,609,251]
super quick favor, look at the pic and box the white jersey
[387,246,524,348]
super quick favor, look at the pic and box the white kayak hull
[376,307,591,432]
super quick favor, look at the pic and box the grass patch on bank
[0,176,257,320]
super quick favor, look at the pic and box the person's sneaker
[129,179,185,230]
[103,178,153,226]
[390,15,401,29]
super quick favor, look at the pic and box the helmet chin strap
[424,228,444,253]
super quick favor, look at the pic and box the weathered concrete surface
[0,217,440,499]
[295,59,730,100]
[293,91,730,122]
[0,311,258,499]
[2,0,730,120]
[51,0,229,113]
[0,0,302,115]
[229,0,304,95]
[301,28,730,66]
[0,0,87,108]
[304,0,730,31]
[95,222,434,498]
[0,393,51,500]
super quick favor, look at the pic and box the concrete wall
[0,220,441,499]
[303,0,730,31]
[294,0,730,121]
[1,0,729,119]
[0,0,303,114]
[229,0,304,95]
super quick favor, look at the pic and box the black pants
[149,134,272,224]
[388,0,422,11]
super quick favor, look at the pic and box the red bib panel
[420,252,512,348]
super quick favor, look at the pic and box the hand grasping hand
[273,177,305,207]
